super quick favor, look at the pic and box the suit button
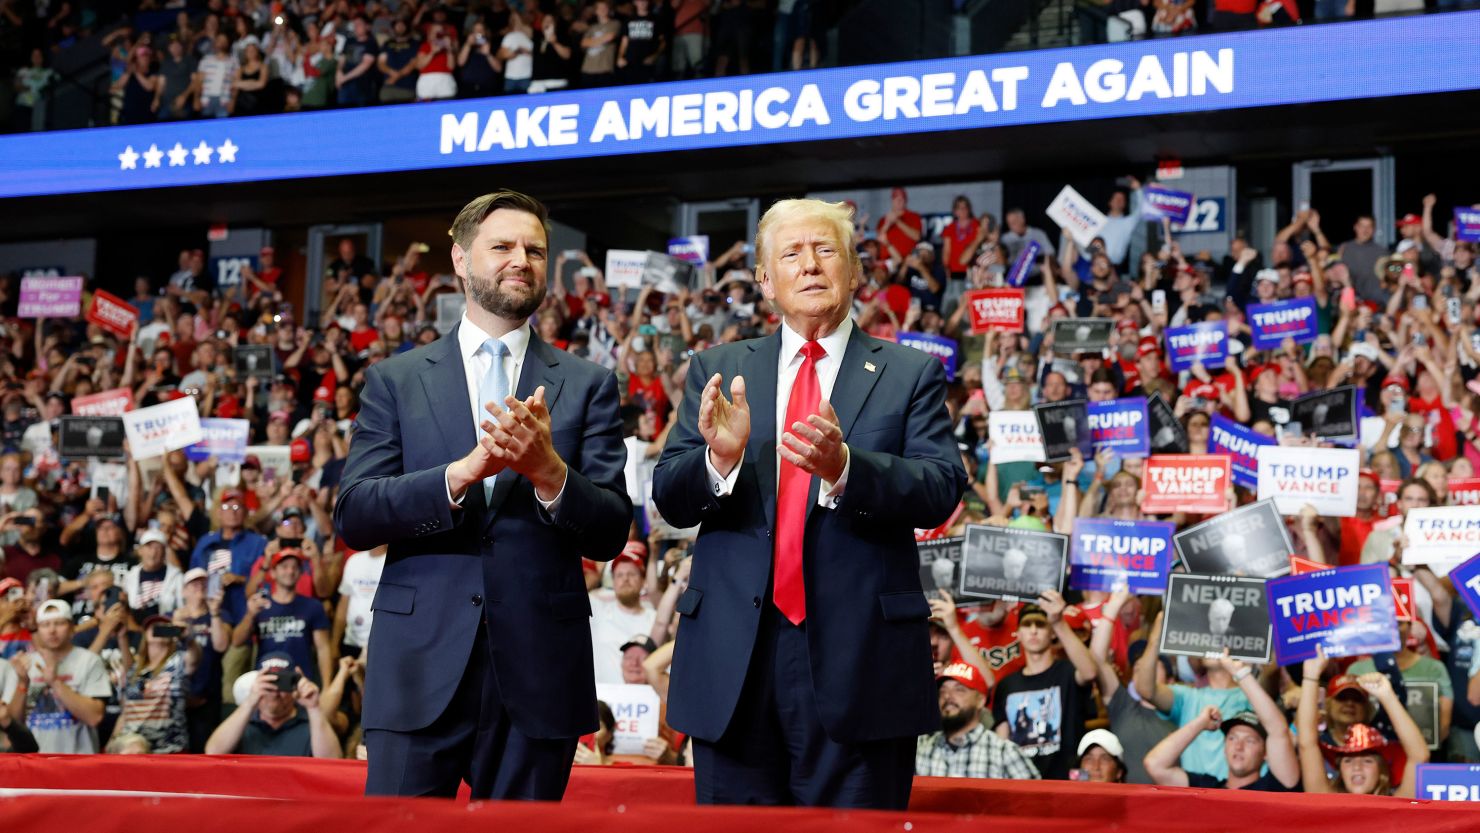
[471,594,483,607]
[752,597,761,608]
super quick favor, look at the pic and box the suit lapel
[805,327,885,518]
[421,324,476,474]
[485,332,564,524]
[744,332,781,532]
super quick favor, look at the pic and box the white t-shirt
[501,31,534,81]
[24,648,112,753]
[588,591,655,685]
[338,550,385,648]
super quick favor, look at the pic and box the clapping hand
[698,373,750,476]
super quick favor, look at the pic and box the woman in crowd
[1297,657,1428,797]
[118,614,202,754]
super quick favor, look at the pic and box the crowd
[0,178,1477,802]
[2,0,844,131]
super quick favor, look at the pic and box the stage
[0,755,1475,832]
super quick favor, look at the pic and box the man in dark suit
[652,198,966,809]
[335,190,630,800]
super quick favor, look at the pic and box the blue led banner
[2,13,1479,198]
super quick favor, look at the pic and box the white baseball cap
[35,599,72,625]
[1077,728,1125,760]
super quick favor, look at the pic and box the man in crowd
[590,543,655,684]
[991,594,1098,779]
[204,652,339,757]
[232,548,331,687]
[9,599,111,753]
[189,488,267,700]
[917,661,1039,780]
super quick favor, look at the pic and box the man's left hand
[484,385,567,500]
[779,399,847,484]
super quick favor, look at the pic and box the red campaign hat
[612,541,647,575]
[290,437,311,463]
[1358,469,1381,487]
[1116,318,1139,332]
[313,386,333,403]
[270,548,303,568]
[1396,213,1422,227]
[937,661,990,696]
[1293,272,1314,286]
[0,577,23,596]
[1382,375,1410,393]
[1319,723,1394,768]
[1249,364,1280,383]
[216,394,242,419]
[1137,336,1160,357]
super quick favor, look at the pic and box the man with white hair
[1002,547,1029,584]
[1207,598,1235,637]
[930,557,956,593]
[9,599,111,753]
[1221,533,1248,574]
[654,197,964,808]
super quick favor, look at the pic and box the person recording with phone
[204,652,338,757]
[116,613,201,754]
[0,509,60,586]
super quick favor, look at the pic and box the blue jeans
[201,95,229,118]
[504,77,530,94]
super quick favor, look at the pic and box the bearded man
[337,190,630,800]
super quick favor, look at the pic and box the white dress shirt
[445,313,564,510]
[705,316,853,506]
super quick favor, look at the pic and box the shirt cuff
[445,466,468,509]
[818,444,849,509]
[704,448,743,498]
[535,470,567,516]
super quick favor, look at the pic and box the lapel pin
[864,361,877,373]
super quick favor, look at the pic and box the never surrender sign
[1087,397,1150,457]
[1069,518,1174,594]
[1266,563,1400,664]
[1142,454,1230,515]
[958,523,1068,603]
[1209,414,1273,490]
[1161,573,1272,664]
[964,288,1025,334]
[1174,499,1293,578]
[1256,446,1360,517]
[918,536,972,607]
[1164,321,1227,372]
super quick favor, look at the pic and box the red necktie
[774,340,824,625]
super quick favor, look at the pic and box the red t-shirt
[628,376,669,431]
[248,554,316,599]
[878,211,923,262]
[943,218,980,273]
[1338,514,1379,567]
[418,41,453,75]
[955,605,1024,699]
[350,327,379,353]
[1409,395,1457,461]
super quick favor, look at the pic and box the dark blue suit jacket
[651,326,966,744]
[335,325,630,738]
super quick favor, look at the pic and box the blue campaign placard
[1266,563,1400,664]
[1006,239,1040,288]
[1416,764,1480,801]
[1165,321,1228,372]
[896,332,958,381]
[1087,397,1150,457]
[1069,518,1175,594]
[1248,296,1319,350]
[1448,552,1480,621]
[1209,413,1275,490]
[1141,184,1194,224]
[185,418,250,463]
[1455,208,1480,243]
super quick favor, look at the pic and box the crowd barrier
[0,755,1476,832]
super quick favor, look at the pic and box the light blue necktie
[478,337,510,502]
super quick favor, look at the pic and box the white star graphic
[142,144,164,169]
[191,140,214,165]
[167,142,188,167]
[217,139,238,164]
[118,145,139,170]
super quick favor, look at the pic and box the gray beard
[468,271,543,321]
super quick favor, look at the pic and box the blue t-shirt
[251,595,330,684]
[1169,684,1251,781]
[190,530,268,624]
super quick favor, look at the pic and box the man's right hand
[698,373,749,477]
[446,401,515,500]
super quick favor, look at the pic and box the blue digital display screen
[1,13,1476,199]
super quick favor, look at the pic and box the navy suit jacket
[651,326,966,744]
[335,325,630,737]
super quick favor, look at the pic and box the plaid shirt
[916,722,1042,780]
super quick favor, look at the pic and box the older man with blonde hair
[654,198,965,809]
